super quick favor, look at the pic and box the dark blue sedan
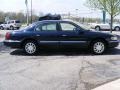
[4,20,119,55]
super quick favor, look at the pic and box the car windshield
[64,19,91,30]
[73,21,91,30]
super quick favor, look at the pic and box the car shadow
[10,48,120,56]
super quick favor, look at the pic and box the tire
[6,28,9,30]
[10,26,14,30]
[0,26,4,30]
[95,26,101,31]
[114,26,120,31]
[17,27,20,30]
[90,40,107,55]
[23,41,38,55]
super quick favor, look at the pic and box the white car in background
[0,20,21,30]
[89,23,120,31]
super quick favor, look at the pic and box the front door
[59,22,87,47]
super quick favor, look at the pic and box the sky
[0,0,110,18]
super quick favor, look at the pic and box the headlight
[111,36,118,40]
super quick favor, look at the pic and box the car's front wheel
[24,41,38,55]
[95,26,101,31]
[91,40,106,55]
[114,26,120,31]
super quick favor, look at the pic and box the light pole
[75,9,79,17]
[25,0,29,26]
[31,0,32,24]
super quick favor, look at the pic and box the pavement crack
[75,56,96,90]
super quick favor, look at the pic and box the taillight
[5,32,11,40]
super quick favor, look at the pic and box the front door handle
[36,35,40,36]
[62,35,67,37]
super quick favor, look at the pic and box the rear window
[15,21,20,23]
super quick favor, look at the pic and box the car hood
[85,30,114,37]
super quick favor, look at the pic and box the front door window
[60,23,76,31]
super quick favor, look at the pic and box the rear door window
[36,22,57,31]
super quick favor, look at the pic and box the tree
[86,0,120,33]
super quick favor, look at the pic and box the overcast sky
[0,0,112,18]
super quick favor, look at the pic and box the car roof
[35,20,76,25]
[31,20,81,28]
[38,20,72,23]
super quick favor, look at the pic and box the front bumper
[108,40,119,48]
[4,40,21,48]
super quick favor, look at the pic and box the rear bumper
[4,40,21,48]
[108,40,119,48]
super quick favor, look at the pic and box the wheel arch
[89,37,108,47]
[95,25,100,28]
[95,25,101,31]
[21,38,39,48]
[10,25,14,27]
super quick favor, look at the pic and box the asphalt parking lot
[0,30,120,90]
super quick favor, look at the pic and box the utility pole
[103,10,106,24]
[75,9,78,17]
[103,0,106,24]
[31,0,33,24]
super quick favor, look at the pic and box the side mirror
[74,28,84,34]
[36,27,40,31]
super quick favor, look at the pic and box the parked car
[0,20,21,30]
[89,23,120,31]
[4,20,119,55]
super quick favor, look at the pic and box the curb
[92,79,120,90]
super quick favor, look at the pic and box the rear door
[35,21,60,46]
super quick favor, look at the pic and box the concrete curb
[92,79,120,90]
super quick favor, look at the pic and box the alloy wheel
[93,42,105,54]
[25,42,37,54]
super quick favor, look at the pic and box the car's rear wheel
[0,26,4,30]
[91,40,106,55]
[24,41,38,55]
[114,26,120,31]
[17,27,20,30]
[95,26,101,31]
